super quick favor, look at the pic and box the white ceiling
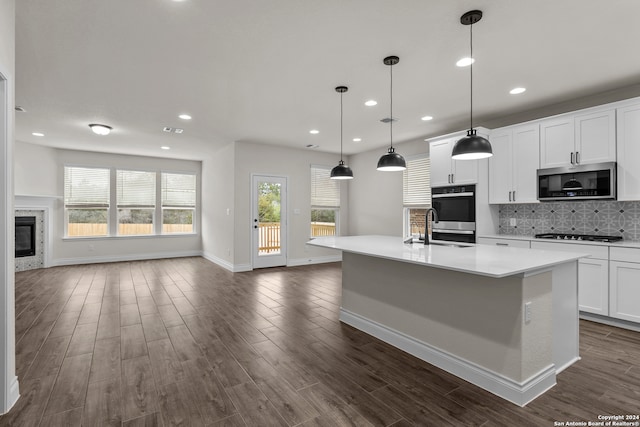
[14,0,640,161]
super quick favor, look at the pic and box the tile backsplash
[498,200,640,242]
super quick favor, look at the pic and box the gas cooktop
[534,233,623,243]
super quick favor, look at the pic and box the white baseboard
[287,255,342,267]
[340,308,557,407]
[201,252,252,273]
[51,250,202,267]
[580,312,640,333]
[1,376,19,415]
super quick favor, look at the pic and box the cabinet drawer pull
[496,243,509,246]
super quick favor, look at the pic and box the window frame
[310,165,340,238]
[116,169,157,236]
[64,166,111,238]
[402,155,431,238]
[63,165,198,239]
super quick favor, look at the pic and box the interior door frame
[251,174,288,269]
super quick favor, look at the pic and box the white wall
[348,138,428,236]
[0,0,19,414]
[201,142,236,270]
[233,142,348,269]
[13,145,203,265]
[14,141,57,196]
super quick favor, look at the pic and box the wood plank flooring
[1,257,639,426]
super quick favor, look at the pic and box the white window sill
[63,232,198,241]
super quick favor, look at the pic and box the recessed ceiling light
[364,100,378,107]
[32,132,44,137]
[456,57,475,67]
[89,123,112,135]
[178,114,192,120]
[161,146,171,150]
[309,129,319,134]
[510,87,527,95]
[421,115,433,121]
[353,138,362,142]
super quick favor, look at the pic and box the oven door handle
[432,229,475,235]
[432,192,475,198]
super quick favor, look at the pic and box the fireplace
[15,216,36,258]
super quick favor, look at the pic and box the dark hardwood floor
[1,257,639,426]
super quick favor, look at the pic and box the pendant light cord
[390,61,394,149]
[340,90,344,161]
[469,20,474,130]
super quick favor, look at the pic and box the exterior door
[252,175,287,269]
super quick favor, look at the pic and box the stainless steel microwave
[537,162,616,201]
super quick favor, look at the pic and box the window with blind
[310,165,340,237]
[117,170,156,235]
[64,166,111,237]
[402,156,431,238]
[161,172,196,234]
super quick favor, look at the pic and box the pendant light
[451,10,493,160]
[377,56,406,171]
[330,86,354,180]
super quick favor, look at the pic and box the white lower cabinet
[530,241,609,315]
[609,247,640,323]
[577,258,609,316]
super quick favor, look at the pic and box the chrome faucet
[424,207,439,245]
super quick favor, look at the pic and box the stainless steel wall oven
[431,185,476,243]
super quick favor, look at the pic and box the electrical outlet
[510,218,517,227]
[524,302,532,324]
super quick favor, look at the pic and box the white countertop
[307,235,587,278]
[479,234,640,249]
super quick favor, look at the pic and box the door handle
[254,219,258,229]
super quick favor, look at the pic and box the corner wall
[0,0,19,414]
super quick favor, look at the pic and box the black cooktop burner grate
[534,233,623,242]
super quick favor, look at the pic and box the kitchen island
[307,235,587,406]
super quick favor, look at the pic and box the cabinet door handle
[508,191,512,202]
[513,190,516,201]
[451,173,454,183]
[570,152,575,164]
[576,151,580,164]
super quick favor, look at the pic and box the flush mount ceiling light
[330,86,354,180]
[377,56,406,172]
[89,123,112,135]
[451,10,493,160]
[15,106,26,113]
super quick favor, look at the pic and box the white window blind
[117,170,156,208]
[162,173,196,207]
[64,166,110,207]
[311,165,340,208]
[403,156,431,206]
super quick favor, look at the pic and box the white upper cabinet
[540,116,574,168]
[616,102,640,200]
[540,108,615,169]
[429,136,478,187]
[489,123,539,204]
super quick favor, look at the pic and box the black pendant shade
[452,10,493,161]
[377,56,406,171]
[330,85,354,180]
[377,147,407,171]
[330,160,353,179]
[452,129,492,160]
